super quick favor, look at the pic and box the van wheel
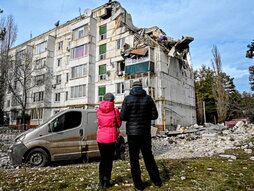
[26,148,49,167]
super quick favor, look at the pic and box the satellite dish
[54,20,60,27]
[84,8,92,17]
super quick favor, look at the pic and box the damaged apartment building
[3,1,196,129]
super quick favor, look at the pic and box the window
[34,74,45,85]
[57,58,62,67]
[16,50,25,60]
[33,91,44,102]
[71,64,87,78]
[66,55,70,65]
[72,44,88,59]
[117,61,125,76]
[66,73,69,82]
[35,58,46,69]
[65,91,68,100]
[71,84,86,98]
[98,86,106,101]
[117,38,125,49]
[99,25,107,40]
[49,111,82,132]
[55,93,61,102]
[37,41,47,54]
[31,108,43,119]
[116,82,124,94]
[73,25,88,40]
[125,61,154,76]
[99,44,106,60]
[56,75,61,84]
[58,41,63,51]
[99,64,106,80]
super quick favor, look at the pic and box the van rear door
[46,111,83,161]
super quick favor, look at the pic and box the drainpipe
[163,100,166,131]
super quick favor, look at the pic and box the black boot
[99,176,106,188]
[104,180,115,188]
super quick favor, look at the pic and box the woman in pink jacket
[97,93,122,188]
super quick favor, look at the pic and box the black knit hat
[103,93,115,102]
[132,81,142,88]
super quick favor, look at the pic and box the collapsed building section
[3,1,196,129]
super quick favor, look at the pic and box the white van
[8,109,125,167]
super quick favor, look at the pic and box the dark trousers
[128,135,161,188]
[98,142,115,181]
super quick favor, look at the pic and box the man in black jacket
[120,81,162,191]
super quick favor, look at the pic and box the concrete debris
[219,154,237,160]
[244,149,252,154]
[250,156,254,161]
[152,123,254,160]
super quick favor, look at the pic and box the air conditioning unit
[66,47,70,52]
[99,54,106,60]
[99,74,107,80]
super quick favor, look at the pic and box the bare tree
[211,46,229,123]
[6,50,33,129]
[0,15,17,125]
[6,48,53,129]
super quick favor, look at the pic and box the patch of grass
[0,147,254,191]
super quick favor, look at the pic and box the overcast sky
[1,0,254,93]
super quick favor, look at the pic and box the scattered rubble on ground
[0,122,254,169]
[152,122,254,160]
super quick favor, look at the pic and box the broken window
[99,25,107,40]
[99,64,106,80]
[125,61,154,76]
[116,82,124,94]
[99,44,106,60]
[71,84,86,98]
[117,38,125,49]
[98,86,106,102]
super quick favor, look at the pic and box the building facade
[3,1,196,129]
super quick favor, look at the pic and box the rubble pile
[152,122,254,160]
[0,127,19,169]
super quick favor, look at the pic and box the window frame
[70,84,86,98]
